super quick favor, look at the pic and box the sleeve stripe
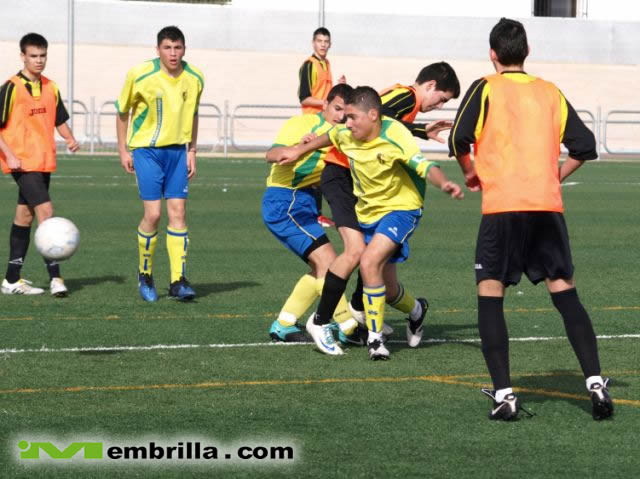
[451,80,485,158]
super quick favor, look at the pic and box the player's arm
[187,114,198,180]
[52,85,78,152]
[558,95,597,182]
[449,78,486,191]
[268,132,332,165]
[115,111,133,174]
[401,151,463,199]
[0,81,21,169]
[298,60,324,109]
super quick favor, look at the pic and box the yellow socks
[138,229,158,274]
[363,285,386,333]
[167,227,188,283]
[278,274,319,326]
[388,283,417,314]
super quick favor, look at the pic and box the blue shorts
[262,187,328,260]
[360,209,422,263]
[133,145,188,200]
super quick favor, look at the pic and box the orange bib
[302,56,333,115]
[0,75,57,174]
[323,146,349,168]
[474,74,563,214]
[379,84,424,123]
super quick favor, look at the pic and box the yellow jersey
[329,116,439,224]
[116,58,204,149]
[266,113,334,189]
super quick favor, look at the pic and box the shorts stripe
[287,189,319,241]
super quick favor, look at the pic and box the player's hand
[66,137,80,153]
[6,152,21,170]
[337,75,346,84]
[441,181,464,199]
[301,133,318,144]
[119,150,135,174]
[187,150,196,180]
[464,173,481,192]
[276,146,301,165]
[425,120,453,143]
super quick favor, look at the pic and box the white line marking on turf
[1,334,638,355]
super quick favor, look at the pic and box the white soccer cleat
[367,332,390,360]
[349,302,394,336]
[50,277,68,297]
[1,278,44,295]
[306,314,344,356]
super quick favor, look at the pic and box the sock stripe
[167,229,188,237]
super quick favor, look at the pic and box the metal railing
[56,99,640,157]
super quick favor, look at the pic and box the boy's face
[345,104,377,141]
[419,80,454,112]
[21,46,47,77]
[157,38,186,73]
[322,95,346,125]
[312,34,331,59]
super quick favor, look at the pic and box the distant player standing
[449,18,613,420]
[298,27,346,228]
[116,26,204,302]
[0,33,79,297]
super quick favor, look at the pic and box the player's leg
[383,263,427,347]
[529,212,612,419]
[133,147,165,302]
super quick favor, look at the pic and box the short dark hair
[20,33,48,53]
[415,62,460,98]
[157,26,185,46]
[327,83,353,104]
[313,27,331,39]
[489,18,528,66]
[346,86,381,113]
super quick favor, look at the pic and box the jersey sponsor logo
[475,263,483,270]
[29,107,47,116]
[388,226,398,237]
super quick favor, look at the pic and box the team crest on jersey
[182,91,187,101]
[411,154,427,164]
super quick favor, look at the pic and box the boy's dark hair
[20,33,48,53]
[327,83,353,104]
[313,27,331,39]
[157,26,185,46]
[489,18,529,66]
[415,62,460,98]
[346,86,382,113]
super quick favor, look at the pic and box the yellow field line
[1,373,638,408]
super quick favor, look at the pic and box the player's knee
[342,248,363,271]
[34,203,53,224]
[144,210,162,227]
[359,252,380,278]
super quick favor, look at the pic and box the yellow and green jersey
[266,112,334,189]
[116,58,204,149]
[329,116,439,224]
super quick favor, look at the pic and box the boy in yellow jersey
[263,84,358,354]
[449,18,612,421]
[0,33,79,297]
[277,87,463,360]
[116,26,203,302]
[380,62,460,143]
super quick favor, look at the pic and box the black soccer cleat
[406,297,429,347]
[590,378,614,420]
[481,389,521,421]
[168,276,196,301]
[367,338,390,360]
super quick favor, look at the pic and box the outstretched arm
[266,132,332,165]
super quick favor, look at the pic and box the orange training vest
[323,146,349,168]
[0,75,57,174]
[379,84,424,123]
[474,74,563,214]
[301,56,333,115]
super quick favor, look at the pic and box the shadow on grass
[385,321,480,352]
[65,275,127,292]
[515,370,627,416]
[195,281,261,298]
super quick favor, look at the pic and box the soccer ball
[34,217,80,261]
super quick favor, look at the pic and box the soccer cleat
[317,215,336,228]
[349,302,394,336]
[269,319,307,342]
[50,277,68,297]
[406,297,429,347]
[306,314,344,355]
[138,272,158,302]
[1,278,44,295]
[335,322,368,346]
[589,378,614,420]
[367,333,390,360]
[481,389,521,421]
[168,276,196,301]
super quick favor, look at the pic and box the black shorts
[11,172,51,207]
[319,163,360,231]
[475,212,574,286]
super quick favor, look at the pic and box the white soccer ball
[34,217,80,261]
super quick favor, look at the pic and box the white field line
[0,334,638,355]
